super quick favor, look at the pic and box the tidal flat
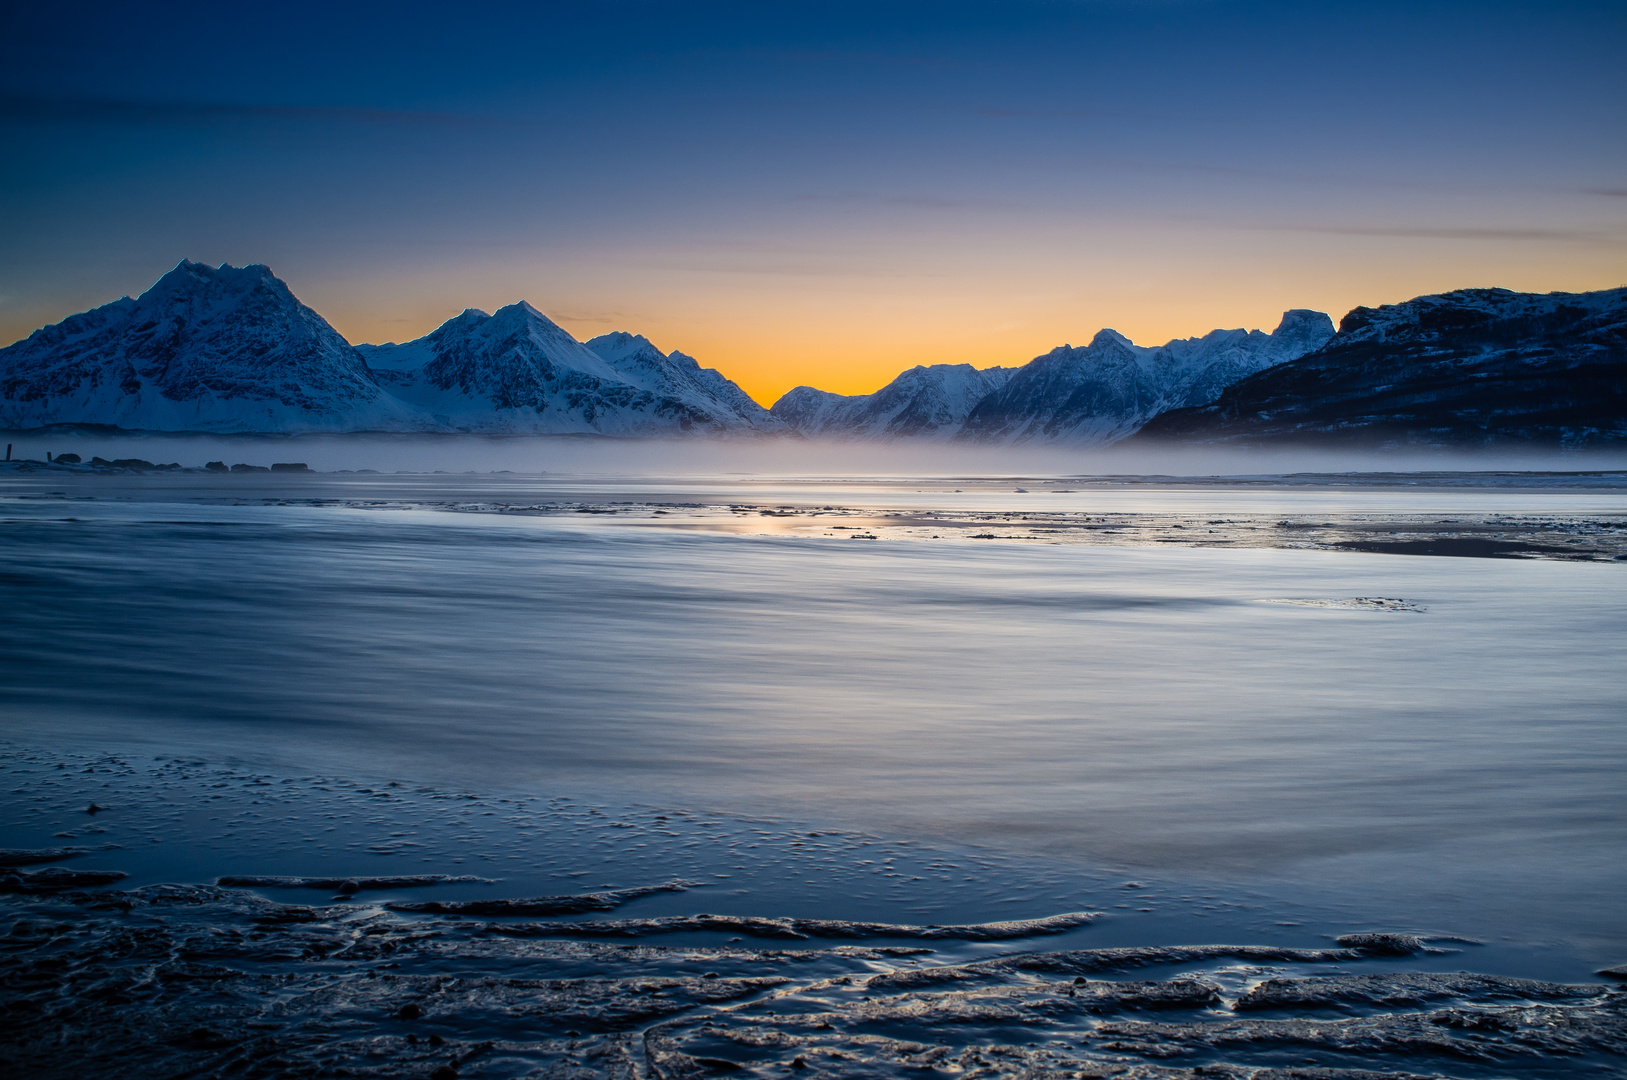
[2,468,1625,1077]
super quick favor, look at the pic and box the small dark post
[4,444,10,461]
[47,451,53,462]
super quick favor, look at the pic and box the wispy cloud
[1585,188,1627,197]
[1241,223,1617,244]
[0,95,498,129]
[551,309,634,326]
[789,191,1013,211]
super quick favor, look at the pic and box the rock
[111,458,155,469]
[397,1003,422,1020]
[0,866,128,893]
[427,1034,444,1047]
[0,846,89,866]
[218,873,491,891]
[204,461,229,473]
[1334,932,1427,956]
[230,463,271,473]
[53,452,81,463]
[430,1067,458,1080]
[270,462,312,472]
[1599,965,1627,980]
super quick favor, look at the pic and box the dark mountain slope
[1134,287,1627,447]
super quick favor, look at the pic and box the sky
[1,0,1623,405]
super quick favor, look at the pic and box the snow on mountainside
[770,363,1014,440]
[770,310,1334,444]
[584,332,784,431]
[11,265,1615,446]
[0,261,418,432]
[358,307,777,435]
[0,262,778,435]
[957,310,1335,444]
[1135,287,1627,447]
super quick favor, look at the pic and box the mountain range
[1134,287,1627,448]
[2,261,1622,446]
[771,310,1335,443]
[0,262,779,436]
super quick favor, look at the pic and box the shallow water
[2,469,1626,1076]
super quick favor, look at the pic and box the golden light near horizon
[0,0,1622,409]
[301,215,1627,406]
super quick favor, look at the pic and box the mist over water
[3,448,1625,983]
[10,428,1627,478]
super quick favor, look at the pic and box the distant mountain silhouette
[1135,287,1627,447]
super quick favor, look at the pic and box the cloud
[1585,188,1627,197]
[551,309,634,326]
[1241,223,1617,244]
[0,95,498,130]
[789,191,1013,211]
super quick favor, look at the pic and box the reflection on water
[1,472,1624,974]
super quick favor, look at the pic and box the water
[2,466,1626,1077]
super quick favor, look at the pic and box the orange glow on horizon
[4,228,1620,411]
[312,243,1625,408]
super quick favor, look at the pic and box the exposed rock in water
[386,880,694,916]
[1334,932,1429,956]
[0,847,89,867]
[0,866,127,893]
[1,885,1619,1079]
[475,910,1099,941]
[217,873,494,891]
[1234,972,1607,1011]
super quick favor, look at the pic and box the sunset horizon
[4,5,1625,1077]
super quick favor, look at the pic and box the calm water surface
[2,471,1624,978]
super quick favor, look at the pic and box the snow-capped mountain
[1135,287,1627,447]
[9,265,1618,446]
[770,363,1014,440]
[0,262,777,435]
[957,310,1334,444]
[357,307,778,435]
[0,261,418,432]
[584,332,784,431]
[769,310,1334,444]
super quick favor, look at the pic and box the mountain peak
[0,259,407,432]
[586,332,665,365]
[161,259,279,286]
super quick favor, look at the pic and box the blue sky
[2,0,1623,400]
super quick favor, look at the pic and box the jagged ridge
[1135,286,1627,447]
[0,262,778,436]
[770,309,1335,444]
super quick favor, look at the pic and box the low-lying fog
[6,429,1627,478]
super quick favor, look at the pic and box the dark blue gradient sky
[2,0,1623,400]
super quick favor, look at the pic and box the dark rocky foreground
[2,880,1623,1079]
